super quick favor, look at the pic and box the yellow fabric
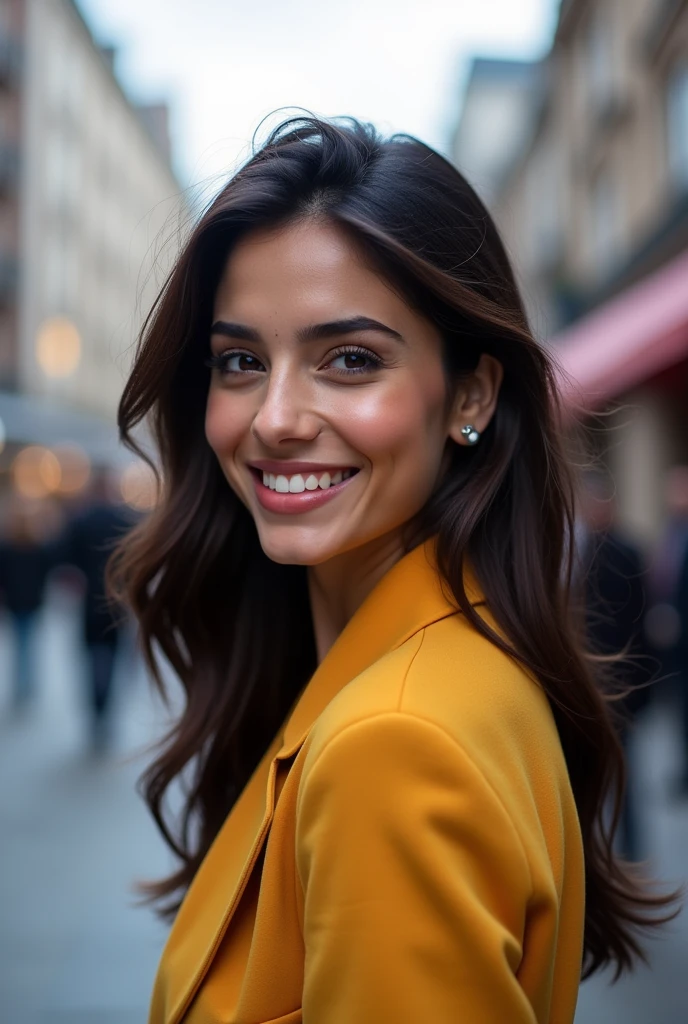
[149,538,585,1024]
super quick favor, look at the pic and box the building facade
[0,0,185,459]
[0,0,22,390]
[449,57,544,210]
[453,0,688,543]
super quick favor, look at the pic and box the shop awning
[552,247,688,412]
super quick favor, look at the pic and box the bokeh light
[0,413,5,455]
[119,461,158,511]
[36,316,82,377]
[12,446,63,498]
[53,444,92,495]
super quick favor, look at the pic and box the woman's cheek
[338,386,432,461]
[205,390,240,456]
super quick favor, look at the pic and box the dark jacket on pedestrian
[0,539,53,616]
[675,544,688,674]
[62,503,134,646]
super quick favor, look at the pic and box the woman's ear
[447,354,504,445]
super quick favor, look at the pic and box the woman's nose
[251,373,321,448]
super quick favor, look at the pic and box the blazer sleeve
[296,712,536,1024]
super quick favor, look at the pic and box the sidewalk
[0,584,172,1023]
[575,693,688,1024]
[1,584,687,1023]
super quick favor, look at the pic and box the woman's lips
[251,468,359,515]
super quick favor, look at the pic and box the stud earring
[461,424,480,445]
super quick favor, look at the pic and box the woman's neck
[307,529,406,663]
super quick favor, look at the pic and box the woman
[113,116,676,1024]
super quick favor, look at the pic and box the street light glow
[54,444,92,495]
[12,446,63,498]
[36,316,82,378]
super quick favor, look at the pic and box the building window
[667,62,688,192]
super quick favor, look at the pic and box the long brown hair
[111,114,679,980]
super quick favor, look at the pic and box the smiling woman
[109,115,678,1024]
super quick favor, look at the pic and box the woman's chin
[255,527,342,567]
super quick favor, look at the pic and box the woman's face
[206,218,487,566]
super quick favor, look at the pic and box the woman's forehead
[213,220,414,330]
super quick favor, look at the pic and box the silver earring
[461,424,480,445]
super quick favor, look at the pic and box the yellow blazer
[149,539,585,1024]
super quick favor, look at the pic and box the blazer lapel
[278,537,484,756]
[154,726,286,1024]
[155,538,485,1023]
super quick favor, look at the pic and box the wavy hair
[111,114,678,980]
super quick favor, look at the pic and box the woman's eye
[326,348,382,374]
[207,351,265,374]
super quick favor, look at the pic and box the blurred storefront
[452,0,688,545]
[0,0,185,511]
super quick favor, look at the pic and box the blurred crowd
[0,470,138,753]
[577,464,688,860]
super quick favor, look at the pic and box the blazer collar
[155,536,484,1024]
[278,536,484,756]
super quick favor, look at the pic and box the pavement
[1,582,687,1024]
[0,582,172,1024]
[573,692,688,1024]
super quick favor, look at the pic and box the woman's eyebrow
[297,316,404,343]
[210,321,260,342]
[209,316,405,344]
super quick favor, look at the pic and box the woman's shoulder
[319,608,550,728]
[305,609,572,827]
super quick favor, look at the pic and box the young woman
[113,116,675,1024]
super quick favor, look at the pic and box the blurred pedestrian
[0,498,54,710]
[671,510,688,797]
[646,465,688,797]
[646,466,688,671]
[577,472,653,861]
[60,470,134,752]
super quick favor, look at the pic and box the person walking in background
[61,469,134,752]
[646,465,688,798]
[577,472,653,862]
[0,497,54,711]
[670,481,688,798]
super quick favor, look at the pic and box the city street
[0,582,172,1024]
[1,583,687,1023]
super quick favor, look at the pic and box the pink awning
[552,247,688,412]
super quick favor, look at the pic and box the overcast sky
[76,0,558,190]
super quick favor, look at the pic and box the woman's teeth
[261,469,353,493]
